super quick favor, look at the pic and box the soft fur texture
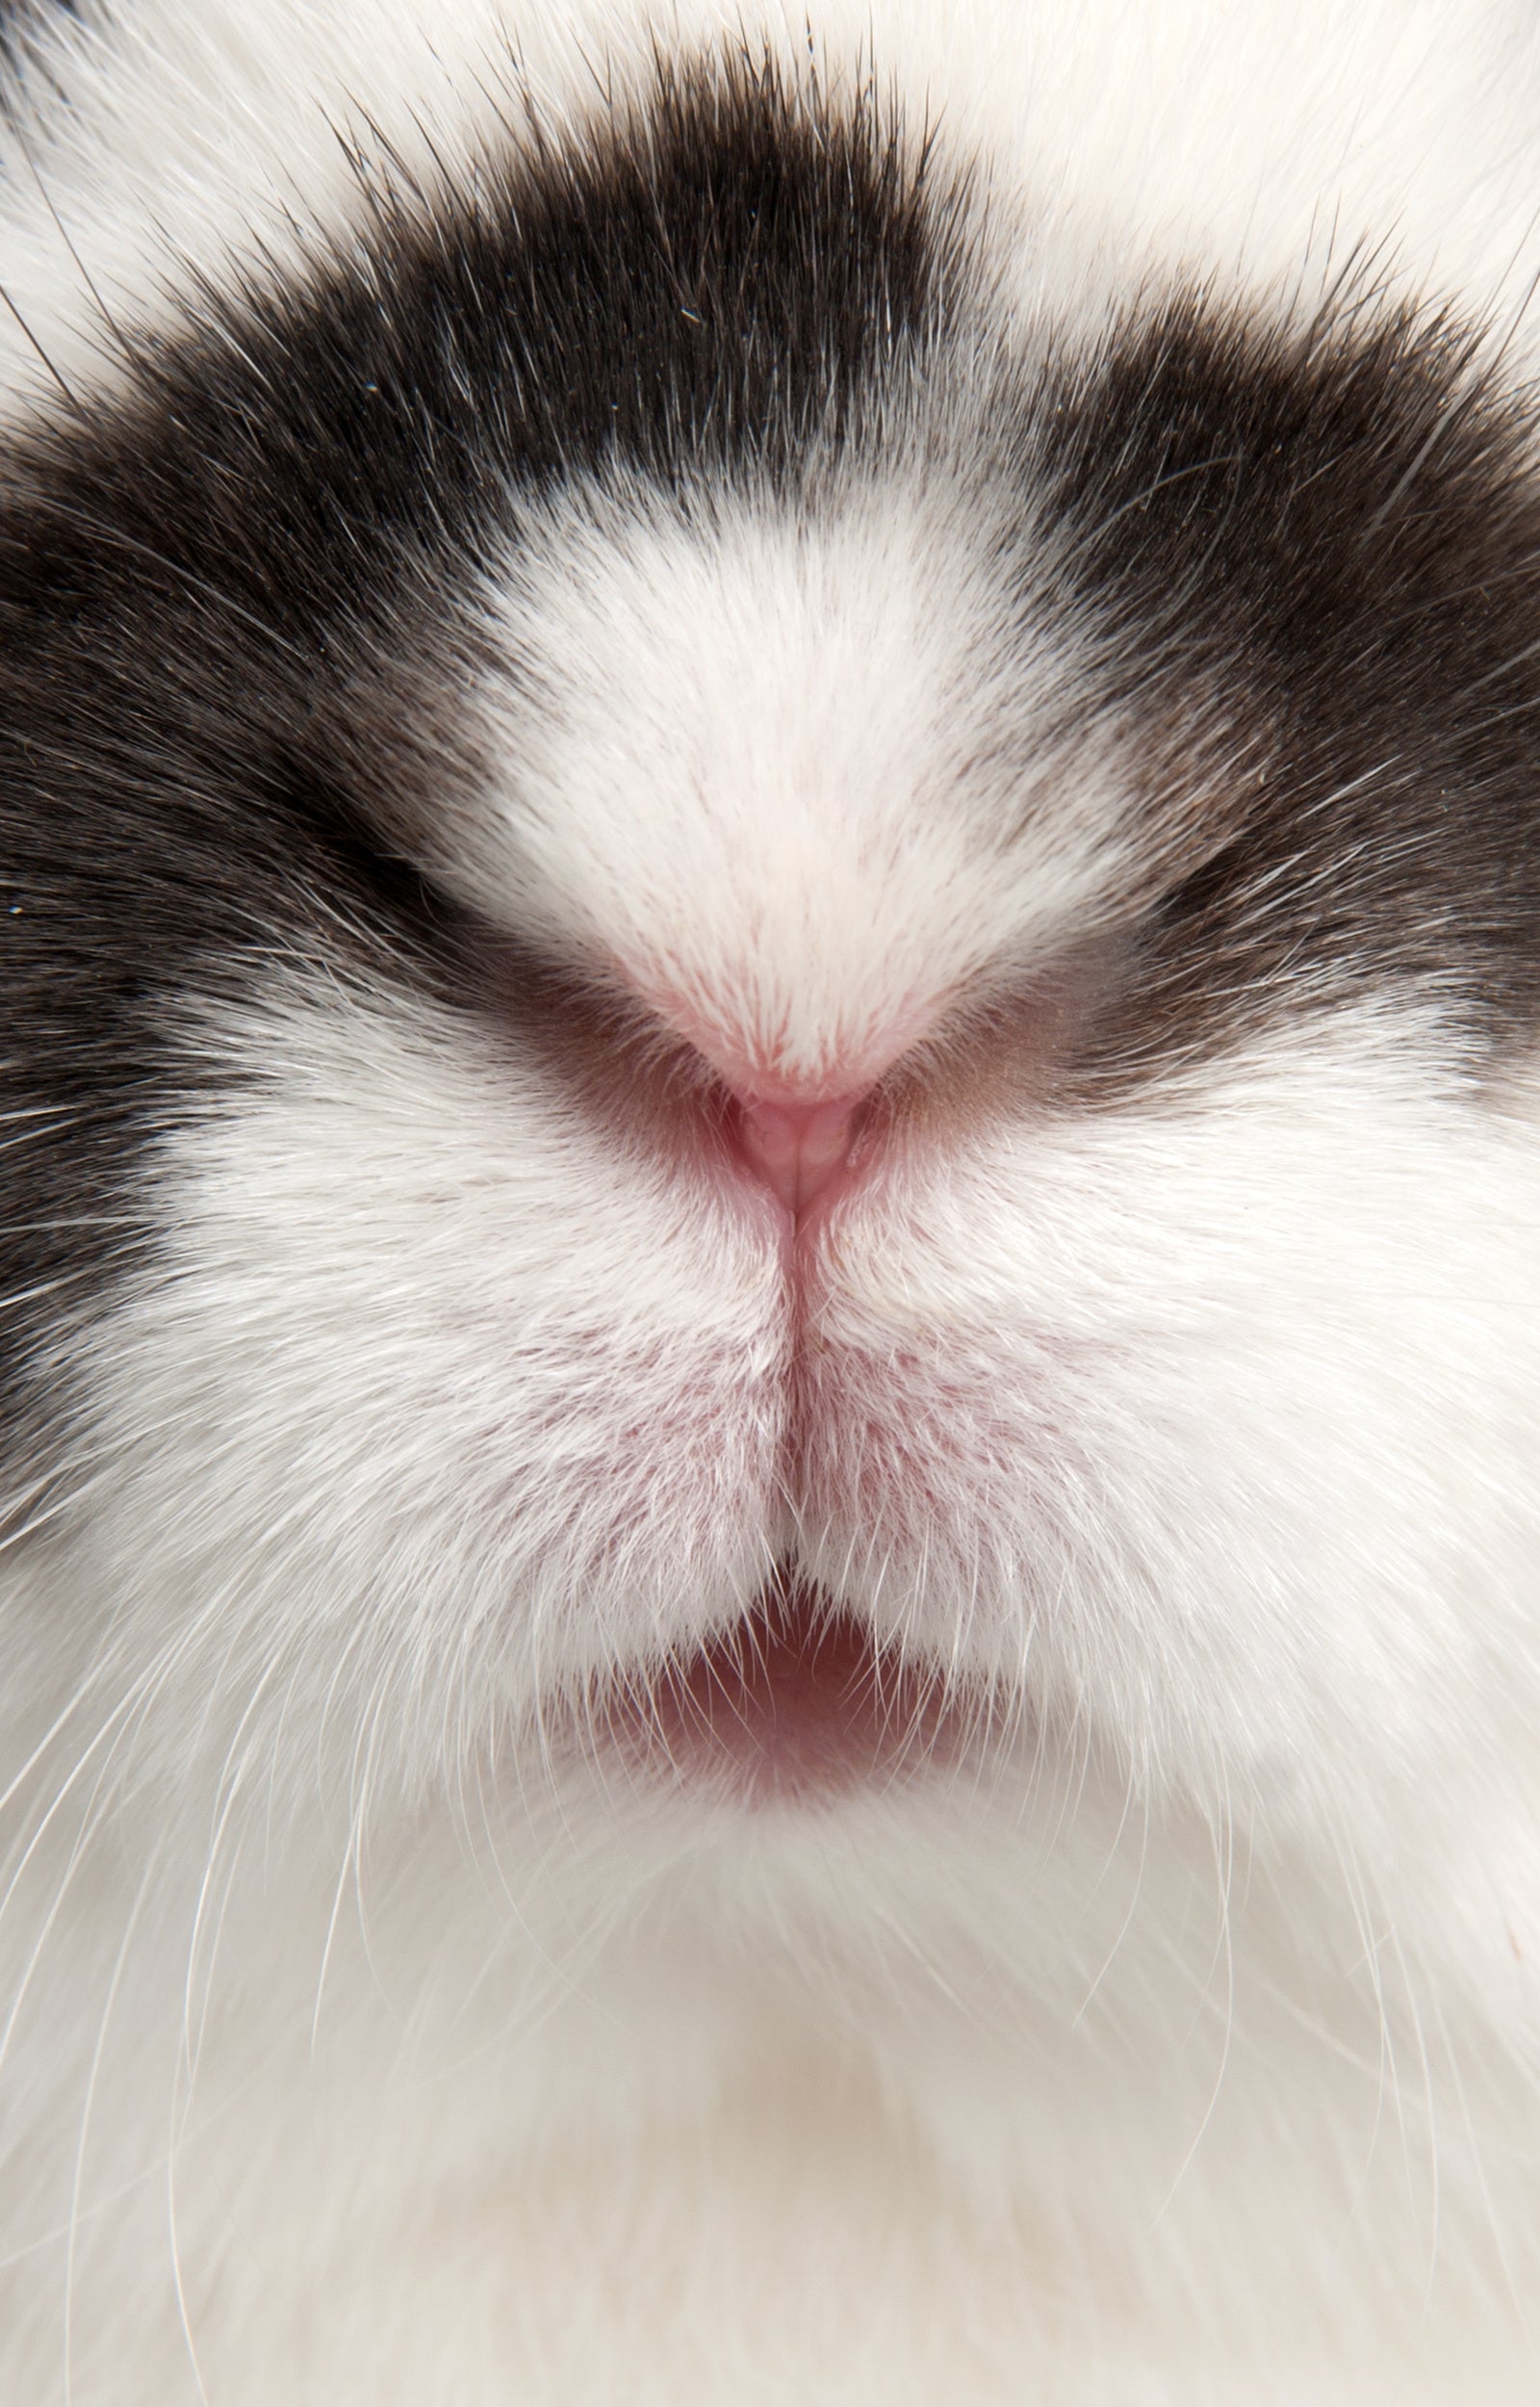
[4,2,1540,2399]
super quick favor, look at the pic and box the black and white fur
[3,1,1540,2397]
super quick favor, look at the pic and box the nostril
[731,1089,873,1220]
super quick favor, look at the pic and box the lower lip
[598,1584,959,1804]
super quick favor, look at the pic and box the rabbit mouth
[592,1571,971,1803]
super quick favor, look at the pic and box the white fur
[471,476,1134,1086]
[5,4,1540,2402]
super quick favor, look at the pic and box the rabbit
[2,0,1540,2396]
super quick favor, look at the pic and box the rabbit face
[5,10,1540,2400]
[11,60,1540,1851]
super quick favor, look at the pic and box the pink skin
[726,1087,873,1227]
[605,1585,961,1806]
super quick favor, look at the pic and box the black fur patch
[0,0,77,119]
[0,50,959,1408]
[1027,290,1540,1092]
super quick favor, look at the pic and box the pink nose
[731,1090,870,1219]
